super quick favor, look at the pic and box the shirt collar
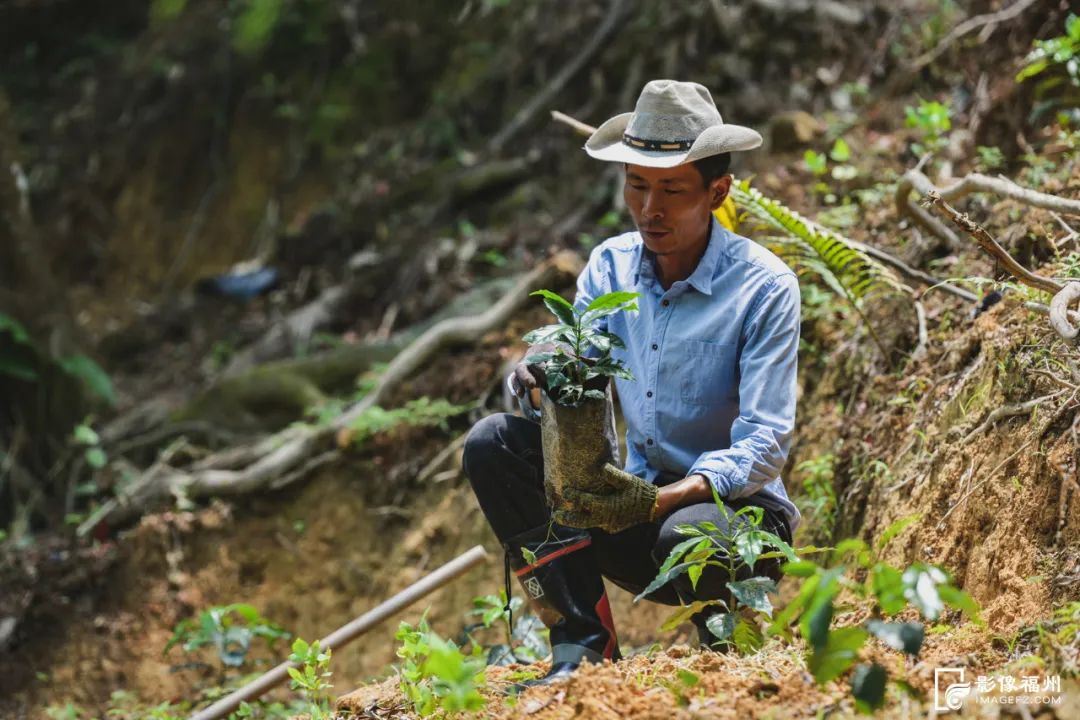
[633,216,723,296]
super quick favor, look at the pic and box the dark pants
[462,412,792,608]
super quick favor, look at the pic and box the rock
[767,110,826,152]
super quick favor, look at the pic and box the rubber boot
[504,522,620,690]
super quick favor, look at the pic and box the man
[462,80,802,687]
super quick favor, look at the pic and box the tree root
[1050,282,1080,343]
[921,190,1080,341]
[77,252,583,536]
[961,392,1064,444]
[896,170,1080,253]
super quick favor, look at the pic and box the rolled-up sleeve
[688,272,800,498]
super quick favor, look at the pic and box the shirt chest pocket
[680,339,738,405]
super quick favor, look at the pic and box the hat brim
[584,112,762,167]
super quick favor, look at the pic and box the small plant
[637,485,802,653]
[464,592,547,665]
[522,289,639,406]
[165,604,290,671]
[287,638,334,720]
[1016,13,1080,122]
[1060,252,1080,280]
[770,515,982,714]
[72,421,107,471]
[803,149,828,177]
[796,453,837,538]
[395,615,487,716]
[904,99,951,156]
[976,145,1006,171]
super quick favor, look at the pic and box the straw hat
[584,79,762,167]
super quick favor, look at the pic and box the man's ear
[709,175,732,211]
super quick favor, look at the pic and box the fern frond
[730,179,912,306]
[712,195,740,232]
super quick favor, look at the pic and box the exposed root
[77,252,583,536]
[1050,282,1080,343]
[897,170,1080,252]
[961,392,1065,444]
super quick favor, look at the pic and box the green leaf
[688,563,703,591]
[542,297,576,327]
[866,620,924,655]
[829,138,851,162]
[660,600,722,631]
[522,323,566,345]
[634,561,695,602]
[0,353,37,381]
[233,0,284,56]
[938,584,983,625]
[851,663,887,713]
[0,313,30,344]
[727,577,777,617]
[520,548,537,565]
[583,291,641,313]
[781,560,819,577]
[84,447,107,469]
[800,566,842,649]
[734,530,766,568]
[876,513,921,552]
[870,563,906,615]
[808,626,867,684]
[902,564,948,620]
[59,355,115,405]
[677,668,700,687]
[73,424,99,445]
[706,612,736,642]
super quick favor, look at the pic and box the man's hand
[553,463,658,534]
[510,342,556,410]
[655,473,712,516]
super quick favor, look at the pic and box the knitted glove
[553,463,659,534]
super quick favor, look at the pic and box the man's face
[623,163,731,257]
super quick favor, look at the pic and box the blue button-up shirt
[515,219,803,534]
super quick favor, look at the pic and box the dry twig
[909,0,1042,72]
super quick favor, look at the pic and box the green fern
[731,180,911,304]
[731,180,911,360]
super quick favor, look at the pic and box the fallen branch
[487,0,631,154]
[922,189,1063,295]
[78,252,583,535]
[909,0,1041,73]
[896,170,1080,251]
[223,284,348,376]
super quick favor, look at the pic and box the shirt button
[647,438,654,446]
[651,343,658,350]
[646,391,653,398]
[662,299,670,307]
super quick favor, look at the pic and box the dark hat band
[622,133,693,152]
